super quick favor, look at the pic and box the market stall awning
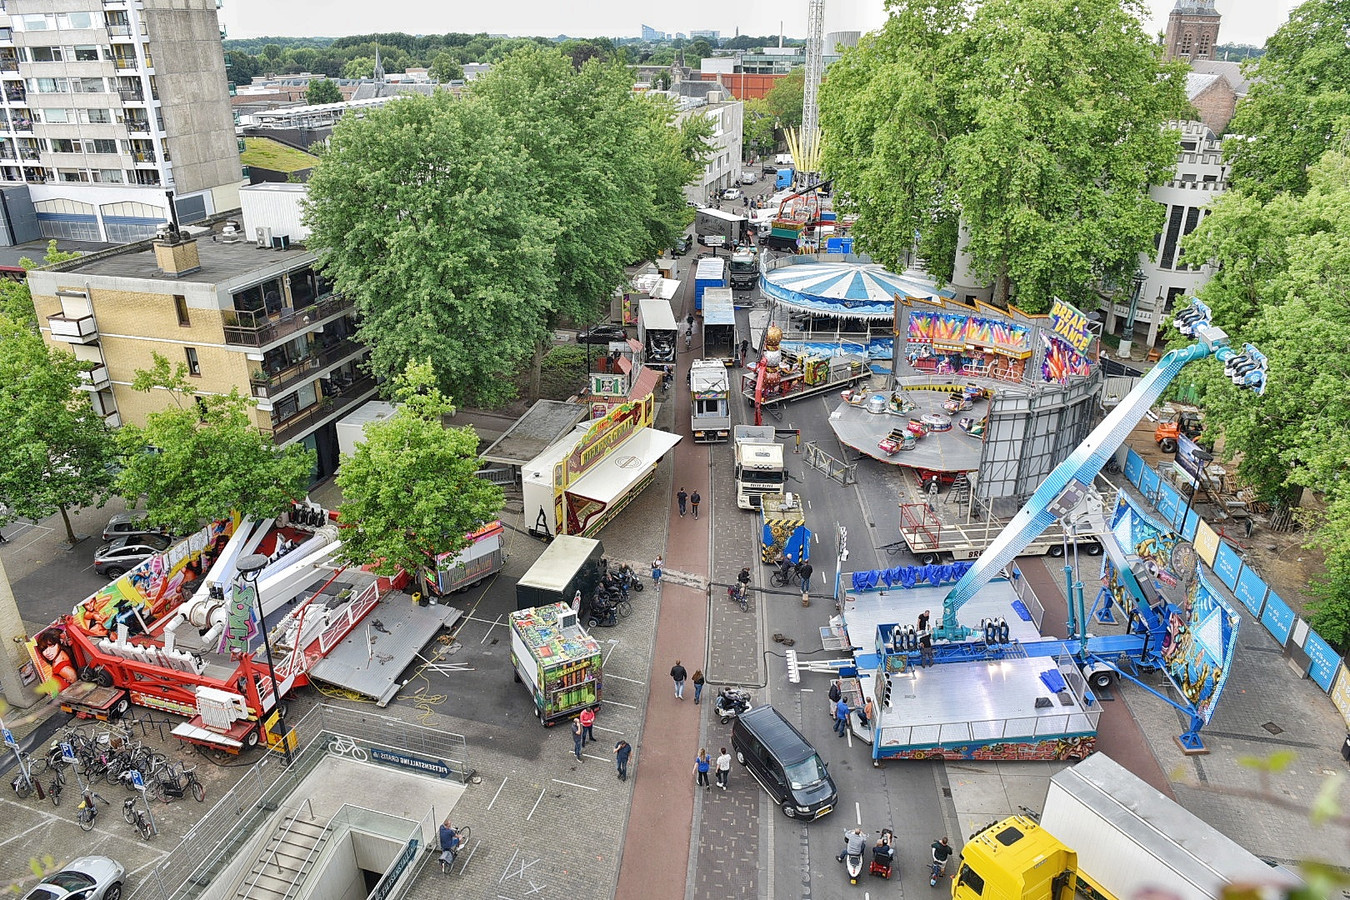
[762,262,955,319]
[566,427,682,505]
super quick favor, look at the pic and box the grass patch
[241,137,319,173]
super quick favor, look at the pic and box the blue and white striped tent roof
[761,262,955,319]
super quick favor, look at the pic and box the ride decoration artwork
[29,626,79,692]
[879,735,1096,762]
[1106,494,1240,725]
[1039,332,1092,385]
[850,563,974,592]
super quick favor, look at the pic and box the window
[1158,205,1185,271]
[41,108,71,124]
[50,138,79,153]
[174,295,189,327]
[31,47,63,63]
[17,15,55,31]
[194,396,207,422]
[58,12,96,29]
[93,169,123,183]
[58,169,88,182]
[81,108,111,124]
[74,46,100,62]
[184,347,200,376]
[74,78,104,93]
[32,78,68,94]
[88,139,116,154]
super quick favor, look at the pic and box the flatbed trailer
[741,351,867,408]
[898,502,1103,565]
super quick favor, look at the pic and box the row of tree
[1176,0,1350,645]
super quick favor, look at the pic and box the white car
[739,171,757,185]
[722,188,743,201]
[22,856,125,900]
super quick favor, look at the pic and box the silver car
[22,856,125,900]
[93,534,171,579]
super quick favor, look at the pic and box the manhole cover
[614,455,643,469]
[942,787,952,798]
[1261,721,1283,735]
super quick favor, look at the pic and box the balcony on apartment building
[4,86,25,103]
[47,311,99,343]
[249,337,365,399]
[78,362,111,391]
[224,293,354,348]
[264,373,377,445]
[118,86,145,102]
[126,116,152,135]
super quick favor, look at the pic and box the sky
[220,0,1293,48]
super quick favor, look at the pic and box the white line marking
[855,801,862,825]
[551,778,598,791]
[487,776,507,810]
[526,788,546,820]
[604,673,645,684]
[479,613,504,643]
[600,699,638,709]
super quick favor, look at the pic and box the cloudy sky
[221,0,1292,49]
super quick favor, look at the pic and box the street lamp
[236,552,292,766]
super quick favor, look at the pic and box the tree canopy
[0,316,114,544]
[305,78,342,105]
[1224,0,1350,199]
[304,46,698,406]
[763,68,804,131]
[819,0,1188,311]
[334,361,502,588]
[112,354,313,534]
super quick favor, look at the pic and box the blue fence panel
[1138,466,1161,503]
[1212,542,1243,591]
[1304,631,1343,692]
[1155,482,1184,527]
[1179,507,1199,542]
[1124,449,1146,488]
[1260,589,1295,644]
[1233,566,1268,617]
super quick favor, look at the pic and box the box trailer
[638,297,678,369]
[694,256,728,312]
[510,603,602,726]
[515,535,604,611]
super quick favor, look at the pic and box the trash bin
[1341,733,1350,762]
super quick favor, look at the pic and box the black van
[731,705,838,819]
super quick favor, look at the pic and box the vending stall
[510,602,602,726]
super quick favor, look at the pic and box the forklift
[1154,405,1204,454]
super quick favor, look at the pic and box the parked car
[672,235,692,256]
[94,534,172,579]
[722,188,743,201]
[576,324,627,345]
[101,511,170,543]
[740,171,757,185]
[22,856,125,900]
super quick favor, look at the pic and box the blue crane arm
[939,340,1219,631]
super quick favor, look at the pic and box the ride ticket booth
[522,395,681,538]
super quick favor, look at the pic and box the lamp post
[236,552,292,766]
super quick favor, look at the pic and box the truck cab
[953,817,1078,900]
[730,248,759,292]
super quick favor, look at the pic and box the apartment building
[30,184,372,480]
[0,0,241,244]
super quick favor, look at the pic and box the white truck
[638,297,678,370]
[690,359,730,443]
[954,753,1302,900]
[734,424,786,510]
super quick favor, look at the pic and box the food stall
[510,602,603,727]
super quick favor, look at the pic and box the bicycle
[727,583,749,613]
[439,824,471,875]
[327,734,369,761]
[123,796,155,840]
[769,563,802,588]
[48,764,66,807]
[151,761,205,803]
[76,789,109,831]
[9,751,49,800]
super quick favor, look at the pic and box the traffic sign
[1,727,15,749]
[130,770,144,791]
[61,742,76,764]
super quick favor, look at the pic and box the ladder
[948,473,971,507]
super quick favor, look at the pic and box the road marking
[603,673,644,684]
[526,787,546,820]
[478,613,503,642]
[551,778,598,791]
[466,613,505,629]
[487,776,508,810]
[855,800,862,825]
[600,698,638,709]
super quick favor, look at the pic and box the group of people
[829,680,876,736]
[568,707,635,781]
[668,659,706,703]
[675,487,702,519]
[693,747,732,790]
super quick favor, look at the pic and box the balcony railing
[79,363,111,390]
[264,374,376,444]
[223,294,353,348]
[47,312,99,342]
[112,56,137,70]
[0,61,18,73]
[127,119,151,133]
[249,338,364,398]
[119,88,144,102]
[107,24,132,36]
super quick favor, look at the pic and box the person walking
[677,488,688,517]
[651,555,663,591]
[579,706,596,745]
[671,660,688,699]
[834,696,850,737]
[694,749,712,788]
[798,560,814,597]
[691,490,701,520]
[571,717,584,760]
[614,740,632,781]
[692,669,706,704]
[715,747,732,790]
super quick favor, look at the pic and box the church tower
[1165,0,1221,61]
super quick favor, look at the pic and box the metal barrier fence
[128,704,470,900]
[803,441,857,486]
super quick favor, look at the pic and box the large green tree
[743,97,777,159]
[1180,150,1350,645]
[304,91,560,406]
[0,316,115,544]
[113,354,313,535]
[820,0,1188,311]
[335,361,502,591]
[305,78,342,105]
[764,68,805,131]
[1224,0,1350,200]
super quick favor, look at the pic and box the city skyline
[221,0,1290,50]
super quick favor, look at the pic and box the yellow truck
[953,754,1301,900]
